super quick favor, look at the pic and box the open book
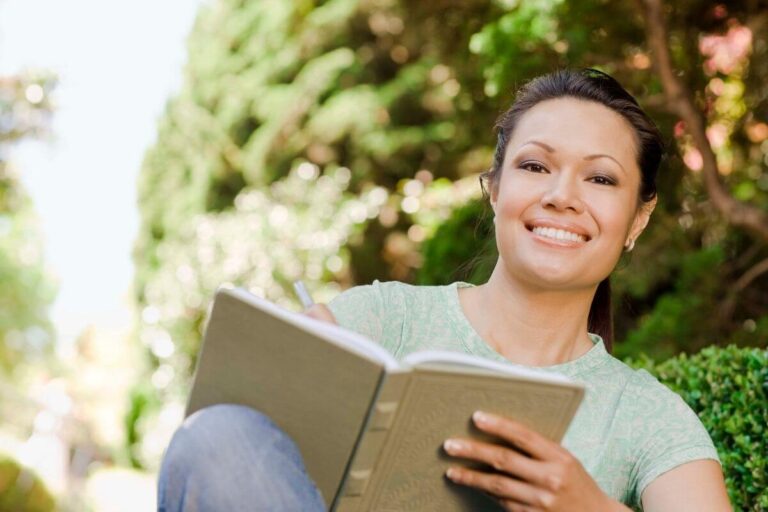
[186,287,585,511]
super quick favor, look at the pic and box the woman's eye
[590,175,616,186]
[520,162,547,173]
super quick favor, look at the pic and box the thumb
[303,303,338,325]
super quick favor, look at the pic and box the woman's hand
[443,411,625,511]
[302,303,338,325]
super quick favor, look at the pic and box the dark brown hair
[481,69,664,353]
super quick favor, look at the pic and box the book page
[226,287,401,371]
[402,350,572,384]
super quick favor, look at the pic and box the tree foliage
[0,72,57,374]
[133,0,768,468]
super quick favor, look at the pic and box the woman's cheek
[495,180,533,220]
[590,197,635,258]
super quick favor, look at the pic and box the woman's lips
[524,220,592,242]
[530,225,587,243]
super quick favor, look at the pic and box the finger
[446,466,554,509]
[498,498,542,512]
[472,411,564,461]
[303,304,338,324]
[443,438,549,487]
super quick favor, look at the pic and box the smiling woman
[483,104,654,357]
[157,69,732,512]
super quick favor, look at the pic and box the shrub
[626,345,768,510]
[416,198,495,286]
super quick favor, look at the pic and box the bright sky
[0,0,207,346]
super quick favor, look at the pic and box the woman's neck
[458,266,597,367]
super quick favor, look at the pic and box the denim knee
[158,404,325,512]
[166,404,286,463]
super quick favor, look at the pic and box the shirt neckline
[447,281,609,378]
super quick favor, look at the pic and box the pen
[293,280,315,309]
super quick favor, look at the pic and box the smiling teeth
[532,226,586,242]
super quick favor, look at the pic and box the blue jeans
[157,404,326,511]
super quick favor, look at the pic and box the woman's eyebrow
[584,154,626,173]
[519,140,555,152]
[519,140,626,173]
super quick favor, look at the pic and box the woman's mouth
[526,223,591,243]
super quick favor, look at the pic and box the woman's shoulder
[616,361,687,407]
[329,280,459,310]
[605,357,717,456]
[581,353,702,426]
[598,356,689,408]
[327,280,462,353]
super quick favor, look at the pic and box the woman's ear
[627,196,657,246]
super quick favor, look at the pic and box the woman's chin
[510,262,599,291]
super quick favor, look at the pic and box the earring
[625,239,635,252]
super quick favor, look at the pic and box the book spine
[334,370,411,511]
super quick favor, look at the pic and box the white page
[227,287,401,371]
[402,350,574,384]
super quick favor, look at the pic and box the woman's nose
[540,175,585,213]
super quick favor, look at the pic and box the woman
[158,69,732,511]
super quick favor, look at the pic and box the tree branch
[636,0,768,242]
[734,256,768,293]
[720,256,768,321]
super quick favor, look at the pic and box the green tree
[133,0,767,466]
[0,72,57,374]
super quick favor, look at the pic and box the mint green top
[328,280,720,510]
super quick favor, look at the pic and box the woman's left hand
[443,410,619,511]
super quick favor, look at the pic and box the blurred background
[1,0,766,510]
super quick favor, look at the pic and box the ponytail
[588,278,613,353]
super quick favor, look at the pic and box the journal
[186,287,585,511]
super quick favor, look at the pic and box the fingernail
[473,410,491,425]
[446,467,459,480]
[443,439,463,453]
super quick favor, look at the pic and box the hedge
[628,345,768,510]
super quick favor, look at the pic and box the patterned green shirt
[328,280,720,510]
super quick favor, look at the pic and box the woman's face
[491,97,654,291]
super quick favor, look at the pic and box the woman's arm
[641,459,731,511]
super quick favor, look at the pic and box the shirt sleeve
[627,369,721,509]
[327,280,406,356]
